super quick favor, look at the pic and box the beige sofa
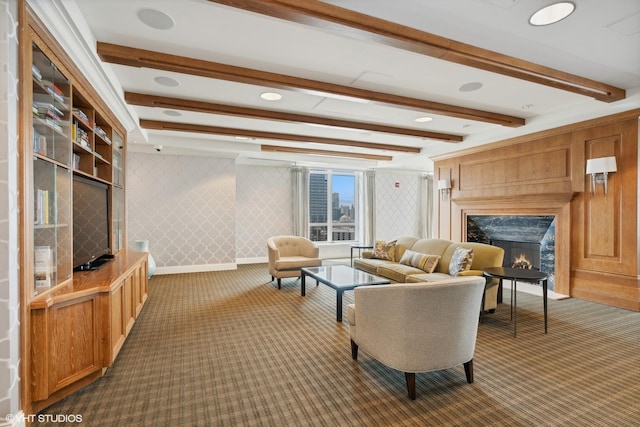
[353,236,504,310]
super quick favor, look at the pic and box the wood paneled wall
[433,110,639,311]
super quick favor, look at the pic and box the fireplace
[467,215,555,289]
[491,240,540,270]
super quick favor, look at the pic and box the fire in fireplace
[512,253,533,269]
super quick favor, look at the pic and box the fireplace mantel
[452,192,577,207]
[434,113,639,311]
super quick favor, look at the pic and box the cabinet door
[109,282,126,365]
[31,43,73,296]
[31,43,71,165]
[112,186,124,253]
[31,295,102,401]
[33,159,72,295]
[123,274,135,335]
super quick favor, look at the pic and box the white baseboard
[237,257,267,264]
[153,263,237,275]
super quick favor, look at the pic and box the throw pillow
[371,240,397,261]
[449,247,474,275]
[399,250,441,273]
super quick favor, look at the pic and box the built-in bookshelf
[22,16,146,416]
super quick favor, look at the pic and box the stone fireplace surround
[467,215,555,289]
[454,193,573,296]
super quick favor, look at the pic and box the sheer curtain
[361,170,376,245]
[417,173,434,238]
[291,166,309,237]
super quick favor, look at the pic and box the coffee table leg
[301,272,306,296]
[336,290,343,322]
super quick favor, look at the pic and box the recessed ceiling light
[414,116,433,123]
[459,82,483,92]
[163,110,182,117]
[137,8,175,30]
[260,92,282,101]
[154,76,179,87]
[529,2,575,26]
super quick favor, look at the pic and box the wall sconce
[586,156,617,195]
[437,179,451,199]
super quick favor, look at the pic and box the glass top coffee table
[301,265,391,322]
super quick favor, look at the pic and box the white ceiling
[40,0,640,171]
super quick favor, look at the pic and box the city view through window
[309,171,357,242]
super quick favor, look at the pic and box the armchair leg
[277,278,281,289]
[464,359,474,384]
[405,372,416,400]
[350,340,358,360]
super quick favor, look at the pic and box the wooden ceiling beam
[206,0,625,103]
[261,145,392,161]
[126,92,458,142]
[139,119,420,153]
[98,42,524,128]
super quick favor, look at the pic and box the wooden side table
[483,267,548,337]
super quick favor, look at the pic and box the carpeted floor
[34,264,640,426]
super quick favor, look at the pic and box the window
[308,170,359,242]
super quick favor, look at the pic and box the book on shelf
[32,64,42,81]
[41,80,65,104]
[34,246,53,292]
[32,128,47,156]
[43,117,64,134]
[34,188,50,225]
[72,107,90,125]
[94,126,111,144]
[72,153,80,170]
[34,101,64,119]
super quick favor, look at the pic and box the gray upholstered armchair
[267,236,322,289]
[347,276,486,400]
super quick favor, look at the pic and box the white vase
[135,240,156,278]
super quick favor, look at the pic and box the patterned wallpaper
[126,156,427,273]
[374,171,424,241]
[126,153,237,271]
[0,0,20,419]
[235,164,292,262]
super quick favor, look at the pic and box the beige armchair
[267,236,322,289]
[347,276,486,400]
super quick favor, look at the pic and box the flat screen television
[73,175,112,271]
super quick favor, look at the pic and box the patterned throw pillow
[399,250,441,273]
[449,247,474,275]
[371,240,397,261]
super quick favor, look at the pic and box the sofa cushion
[376,263,424,283]
[448,247,474,275]
[371,240,397,260]
[353,258,392,275]
[405,272,454,283]
[399,250,441,273]
[274,256,322,271]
